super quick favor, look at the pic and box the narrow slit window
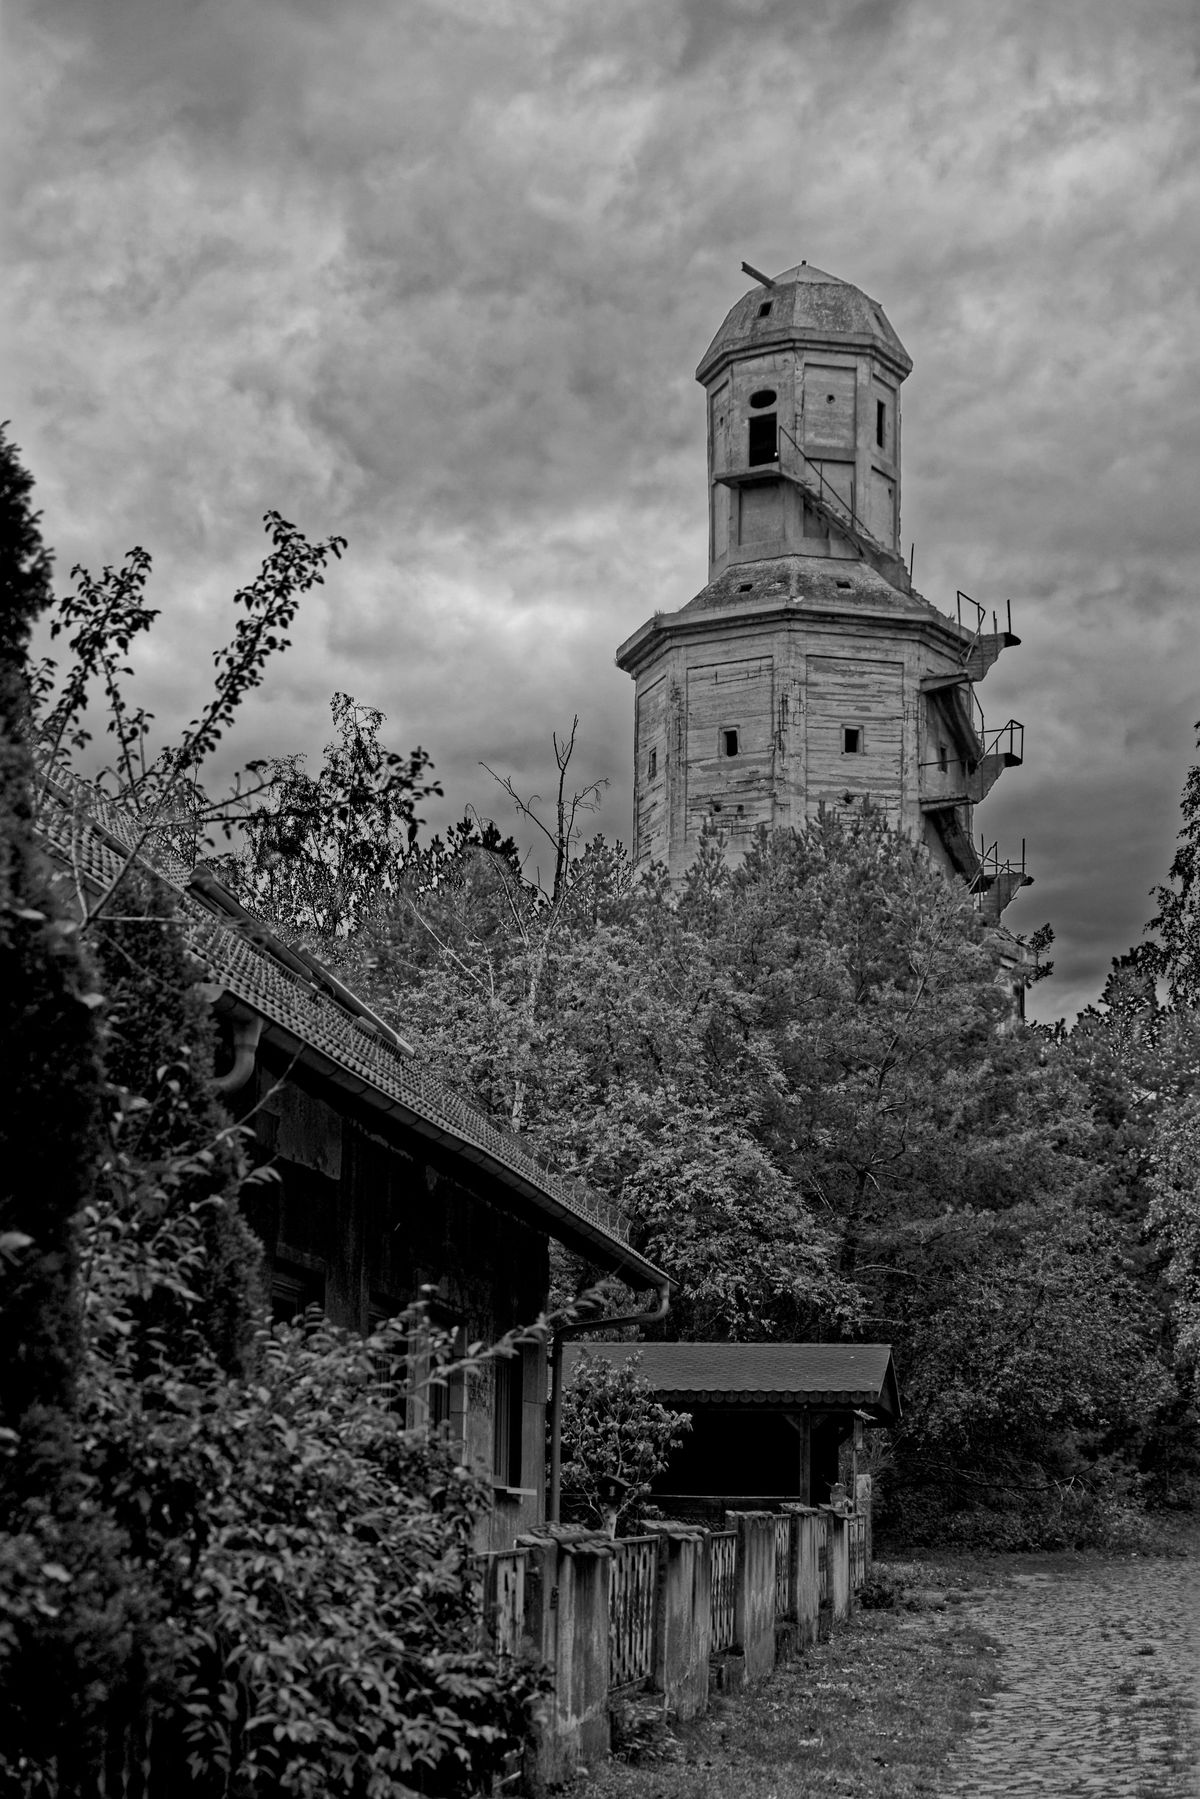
[747,413,777,466]
[876,400,887,448]
[938,742,949,773]
[722,728,740,758]
[843,726,862,755]
[647,747,657,779]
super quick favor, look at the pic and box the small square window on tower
[843,726,863,755]
[757,301,773,318]
[647,747,657,779]
[721,727,740,758]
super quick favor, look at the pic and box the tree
[889,1199,1167,1547]
[560,1351,690,1534]
[0,423,101,1473]
[212,691,443,939]
[0,427,144,1790]
[1149,723,1200,1002]
[335,792,1169,1542]
[1148,1100,1200,1407]
[482,714,606,903]
[31,509,347,921]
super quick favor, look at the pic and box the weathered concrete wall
[729,1511,778,1682]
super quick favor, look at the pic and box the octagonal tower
[616,261,1029,918]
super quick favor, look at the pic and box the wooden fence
[710,1529,737,1652]
[848,1513,867,1594]
[609,1536,658,1688]
[773,1513,792,1618]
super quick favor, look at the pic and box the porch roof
[564,1341,901,1423]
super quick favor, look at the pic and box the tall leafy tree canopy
[327,804,1164,1542]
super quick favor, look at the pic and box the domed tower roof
[696,262,912,386]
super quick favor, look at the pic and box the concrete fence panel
[786,1507,823,1647]
[519,1530,613,1786]
[828,1513,851,1622]
[651,1527,711,1721]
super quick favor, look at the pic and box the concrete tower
[615,261,1029,917]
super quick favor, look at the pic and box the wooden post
[797,1413,811,1505]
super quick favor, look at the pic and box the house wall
[238,1046,550,1550]
[629,610,970,880]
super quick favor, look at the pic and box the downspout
[211,1012,263,1095]
[547,1280,672,1525]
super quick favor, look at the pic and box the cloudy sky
[7,0,1200,1020]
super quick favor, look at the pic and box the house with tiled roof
[564,1341,900,1519]
[37,776,668,1550]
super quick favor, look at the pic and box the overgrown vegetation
[0,435,544,1794]
[320,784,1180,1548]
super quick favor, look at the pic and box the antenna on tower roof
[741,261,776,287]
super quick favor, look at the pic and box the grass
[559,1558,1003,1799]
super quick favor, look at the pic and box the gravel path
[938,1555,1200,1797]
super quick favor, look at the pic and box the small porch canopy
[563,1342,901,1513]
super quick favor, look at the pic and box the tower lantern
[700,261,911,589]
[616,260,1030,919]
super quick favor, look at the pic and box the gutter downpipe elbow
[547,1279,671,1526]
[211,1013,264,1096]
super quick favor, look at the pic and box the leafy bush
[86,1292,545,1795]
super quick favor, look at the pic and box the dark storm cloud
[8,0,1200,1017]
